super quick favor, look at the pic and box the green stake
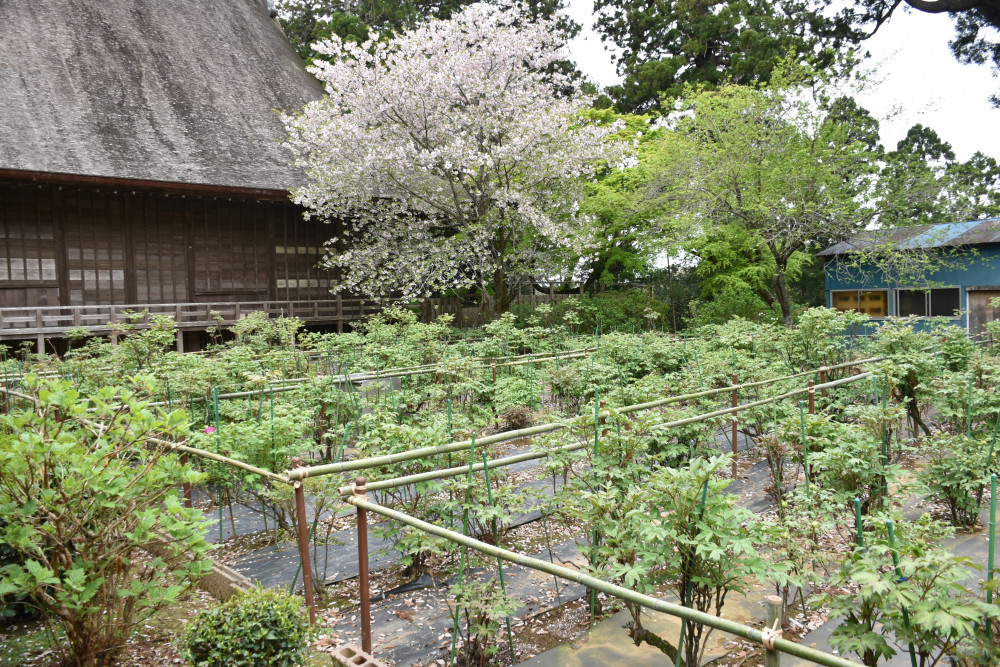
[799,401,811,501]
[886,519,918,667]
[676,478,710,667]
[481,451,514,657]
[590,386,600,624]
[988,474,997,611]
[447,399,455,530]
[449,434,476,667]
[854,497,864,549]
[968,373,975,437]
[213,386,223,542]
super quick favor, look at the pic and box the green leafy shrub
[492,375,538,412]
[510,290,671,334]
[181,587,311,667]
[918,434,990,527]
[818,516,999,666]
[687,284,779,327]
[787,413,902,513]
[0,377,211,666]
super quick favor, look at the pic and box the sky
[563,1,1000,162]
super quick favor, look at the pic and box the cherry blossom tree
[283,5,625,315]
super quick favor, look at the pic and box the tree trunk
[494,263,512,315]
[773,270,794,326]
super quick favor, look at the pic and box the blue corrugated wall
[822,245,1000,330]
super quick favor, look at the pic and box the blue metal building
[819,219,1000,333]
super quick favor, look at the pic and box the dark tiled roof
[817,218,1000,256]
[0,0,323,192]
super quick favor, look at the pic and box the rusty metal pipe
[292,461,316,624]
[355,477,372,654]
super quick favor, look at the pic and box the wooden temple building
[0,0,366,352]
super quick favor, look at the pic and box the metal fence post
[355,477,373,654]
[292,457,316,625]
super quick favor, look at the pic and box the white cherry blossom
[282,4,626,313]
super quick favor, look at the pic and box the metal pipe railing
[289,356,884,481]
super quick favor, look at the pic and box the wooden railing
[0,298,380,340]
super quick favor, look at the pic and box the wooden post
[355,477,373,655]
[765,595,783,667]
[176,329,184,353]
[808,380,815,415]
[731,373,738,477]
[292,457,316,625]
[819,367,827,398]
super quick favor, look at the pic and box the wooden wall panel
[0,184,60,307]
[191,198,272,302]
[63,188,127,305]
[133,195,187,303]
[0,181,340,312]
[273,204,337,301]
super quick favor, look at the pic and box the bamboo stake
[987,474,997,633]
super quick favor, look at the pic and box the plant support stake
[886,519,918,667]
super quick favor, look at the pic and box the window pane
[897,289,927,317]
[930,288,960,317]
[832,291,859,312]
[860,291,888,317]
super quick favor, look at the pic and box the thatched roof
[0,0,323,192]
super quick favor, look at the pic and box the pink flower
[205,426,216,434]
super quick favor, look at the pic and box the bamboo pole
[649,373,874,433]
[480,452,514,658]
[294,369,878,481]
[343,495,864,667]
[765,595,783,667]
[854,497,865,549]
[154,438,290,485]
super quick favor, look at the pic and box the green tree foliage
[591,0,862,112]
[0,377,212,667]
[644,69,879,325]
[575,109,669,288]
[881,124,1000,226]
